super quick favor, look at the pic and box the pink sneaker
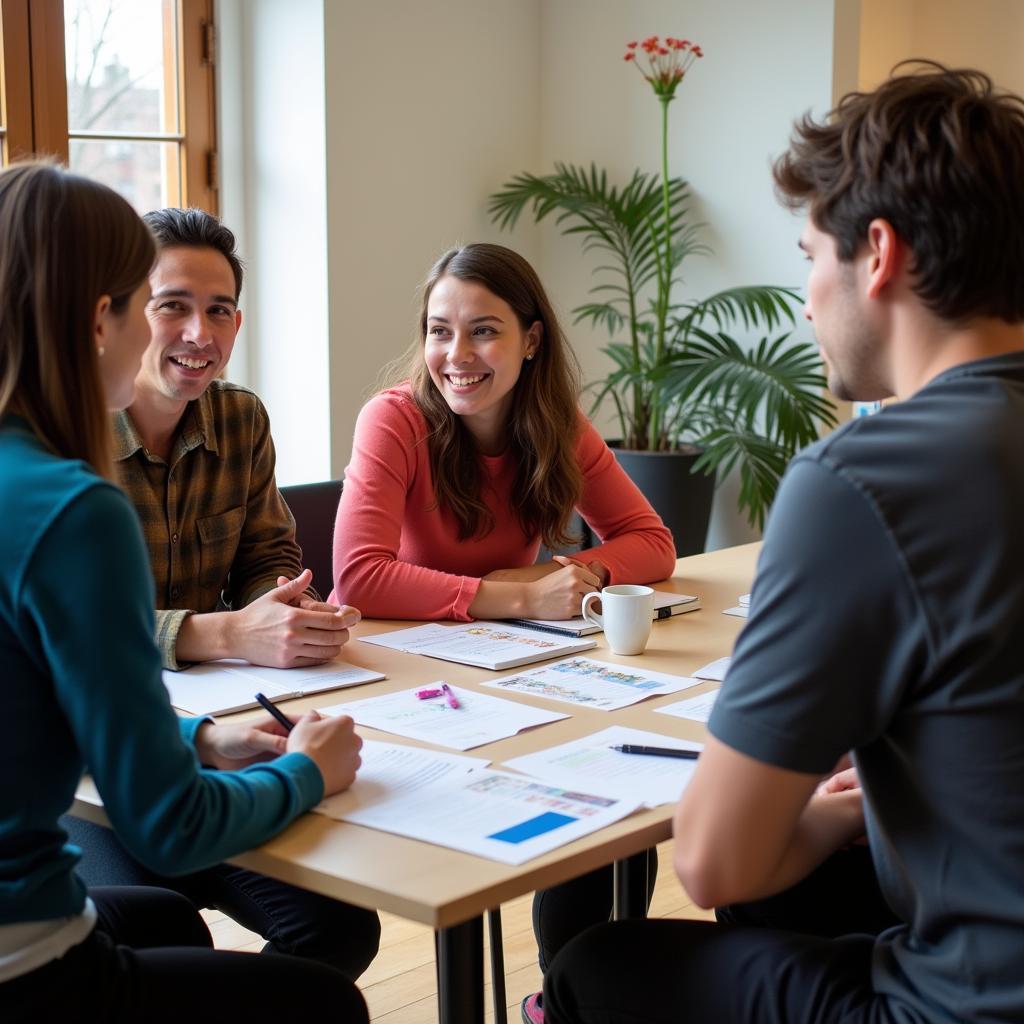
[521,992,544,1024]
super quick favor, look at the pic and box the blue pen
[254,692,295,733]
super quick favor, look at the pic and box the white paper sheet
[504,726,704,808]
[693,656,731,681]
[315,750,640,865]
[723,606,749,618]
[163,659,385,716]
[319,684,569,750]
[481,658,703,711]
[315,739,488,816]
[359,622,596,670]
[655,688,720,724]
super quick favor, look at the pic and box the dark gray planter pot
[610,444,715,557]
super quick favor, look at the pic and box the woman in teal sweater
[0,163,367,1022]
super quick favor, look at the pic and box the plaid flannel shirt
[114,380,310,670]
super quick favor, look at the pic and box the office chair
[280,478,345,598]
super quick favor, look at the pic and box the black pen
[254,692,295,733]
[609,744,700,760]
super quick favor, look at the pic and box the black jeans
[544,918,911,1024]
[62,815,380,979]
[1,887,368,1024]
[532,848,658,971]
[716,845,899,938]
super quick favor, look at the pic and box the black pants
[716,844,899,938]
[1,887,368,1024]
[544,918,912,1024]
[532,848,658,971]
[62,816,380,979]
[545,848,912,1024]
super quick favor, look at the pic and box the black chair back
[280,479,344,598]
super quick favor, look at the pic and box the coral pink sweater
[330,387,676,620]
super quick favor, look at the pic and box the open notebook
[504,590,701,638]
[163,659,385,717]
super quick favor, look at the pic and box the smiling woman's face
[423,275,540,452]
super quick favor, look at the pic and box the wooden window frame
[0,0,217,212]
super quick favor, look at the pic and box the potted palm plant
[489,36,836,553]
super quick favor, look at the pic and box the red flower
[624,32,704,100]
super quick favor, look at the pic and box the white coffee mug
[581,584,655,656]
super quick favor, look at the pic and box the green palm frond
[489,159,835,527]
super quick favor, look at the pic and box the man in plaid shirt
[64,208,381,980]
[115,207,357,670]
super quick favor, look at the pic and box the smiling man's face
[135,245,241,409]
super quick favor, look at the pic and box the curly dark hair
[773,62,1024,324]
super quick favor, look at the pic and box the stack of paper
[655,688,720,724]
[314,740,641,865]
[504,725,704,808]
[723,593,751,619]
[319,684,569,750]
[359,622,596,670]
[481,657,703,711]
[163,660,385,717]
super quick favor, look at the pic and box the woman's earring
[97,346,105,357]
[526,353,534,361]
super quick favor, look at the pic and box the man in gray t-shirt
[544,67,1024,1024]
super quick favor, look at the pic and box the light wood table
[72,542,759,1024]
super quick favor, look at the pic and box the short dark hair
[143,207,245,300]
[773,63,1024,324]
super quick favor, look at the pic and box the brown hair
[0,162,155,477]
[773,62,1024,323]
[144,207,245,300]
[398,243,584,547]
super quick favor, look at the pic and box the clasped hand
[229,569,362,668]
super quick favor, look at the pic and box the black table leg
[613,849,650,919]
[488,907,508,1024]
[436,915,484,1024]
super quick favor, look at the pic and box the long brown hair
[398,243,584,548]
[0,162,155,477]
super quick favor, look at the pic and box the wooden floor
[201,839,713,1023]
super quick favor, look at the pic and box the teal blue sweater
[0,417,324,924]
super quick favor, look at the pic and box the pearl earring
[526,354,534,361]
[97,346,105,357]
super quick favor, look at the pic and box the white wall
[322,0,542,481]
[218,0,332,486]
[222,0,839,546]
[536,0,835,548]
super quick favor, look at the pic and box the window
[0,0,217,213]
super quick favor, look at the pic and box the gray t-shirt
[710,352,1024,1024]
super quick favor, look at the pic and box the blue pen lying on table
[254,692,295,733]
[610,744,699,760]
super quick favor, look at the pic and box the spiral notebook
[504,591,701,638]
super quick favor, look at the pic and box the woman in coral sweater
[332,242,675,622]
[332,242,677,1014]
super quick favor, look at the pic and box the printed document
[481,657,703,711]
[359,622,596,670]
[655,688,721,724]
[693,656,731,681]
[163,660,385,717]
[315,741,640,865]
[319,684,568,750]
[504,725,704,808]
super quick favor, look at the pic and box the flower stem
[650,94,673,449]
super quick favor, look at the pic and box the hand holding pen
[253,693,364,795]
